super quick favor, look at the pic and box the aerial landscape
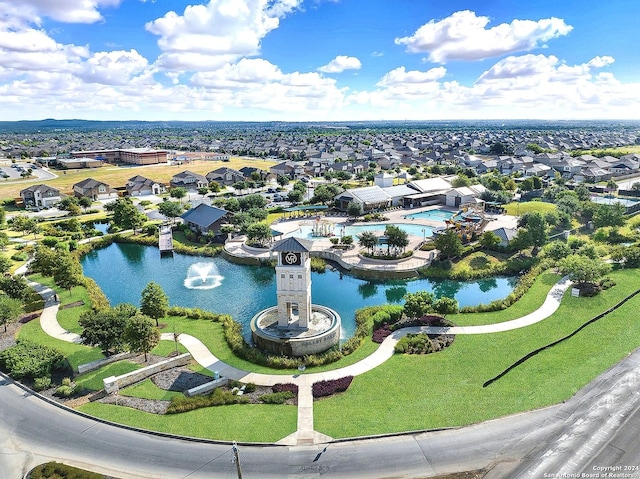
[1,1,640,479]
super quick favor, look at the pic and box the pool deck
[224,206,519,276]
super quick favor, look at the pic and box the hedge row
[166,388,249,414]
[0,340,64,380]
[312,376,353,398]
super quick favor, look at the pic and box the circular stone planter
[250,305,341,357]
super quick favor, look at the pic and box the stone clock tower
[272,237,313,329]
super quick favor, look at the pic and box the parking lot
[0,161,56,181]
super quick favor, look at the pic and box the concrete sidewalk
[35,275,571,446]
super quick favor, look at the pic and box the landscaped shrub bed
[259,391,295,404]
[312,376,353,398]
[394,334,434,354]
[166,388,249,414]
[0,339,64,380]
[372,324,392,343]
[29,461,106,479]
[273,383,298,394]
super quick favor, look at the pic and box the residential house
[206,167,245,186]
[20,184,62,209]
[73,178,118,200]
[170,170,208,190]
[180,204,230,235]
[491,227,519,248]
[126,175,166,196]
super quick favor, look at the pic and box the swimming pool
[404,209,456,221]
[288,222,434,239]
[590,195,639,207]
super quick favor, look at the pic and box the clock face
[282,252,301,265]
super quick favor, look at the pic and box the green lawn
[77,401,297,443]
[504,200,556,216]
[75,361,141,391]
[313,268,640,438]
[18,318,104,372]
[119,378,183,401]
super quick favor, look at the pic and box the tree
[157,201,184,224]
[276,175,290,187]
[140,281,169,327]
[124,314,160,362]
[520,177,534,192]
[631,182,640,192]
[246,222,272,246]
[347,201,363,218]
[434,229,463,259]
[197,186,210,196]
[0,254,11,275]
[479,231,501,250]
[78,196,93,211]
[593,203,626,228]
[606,179,618,195]
[287,189,304,203]
[385,225,409,254]
[79,307,131,354]
[358,231,378,254]
[558,254,611,286]
[0,293,23,332]
[519,211,547,254]
[311,184,338,205]
[110,197,147,232]
[451,175,471,188]
[170,187,187,203]
[238,194,267,210]
[28,245,59,276]
[403,291,435,319]
[432,297,459,317]
[0,274,31,301]
[542,240,571,262]
[53,252,84,292]
[208,181,222,194]
[11,214,39,237]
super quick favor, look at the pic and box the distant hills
[0,118,639,134]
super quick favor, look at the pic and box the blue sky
[0,0,638,121]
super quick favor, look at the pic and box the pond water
[80,243,518,339]
[286,222,435,240]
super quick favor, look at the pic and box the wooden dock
[159,225,173,255]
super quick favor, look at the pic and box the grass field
[20,262,640,442]
[77,400,297,443]
[313,268,640,438]
[0,156,277,200]
[503,200,556,216]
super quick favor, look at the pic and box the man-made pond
[80,243,518,339]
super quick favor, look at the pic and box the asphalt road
[0,373,561,479]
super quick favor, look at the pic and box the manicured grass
[504,200,556,216]
[449,270,561,326]
[77,401,297,442]
[75,361,141,391]
[119,378,183,401]
[313,268,640,438]
[17,318,104,372]
[31,274,94,335]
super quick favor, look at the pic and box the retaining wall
[103,353,192,394]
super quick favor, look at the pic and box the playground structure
[442,202,489,243]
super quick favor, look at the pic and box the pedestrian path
[33,275,571,446]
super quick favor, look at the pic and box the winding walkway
[33,275,571,446]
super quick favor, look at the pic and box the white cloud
[395,10,572,63]
[377,66,446,86]
[318,55,362,73]
[0,0,121,25]
[78,50,151,86]
[146,0,302,72]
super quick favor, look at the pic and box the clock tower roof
[272,236,313,253]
